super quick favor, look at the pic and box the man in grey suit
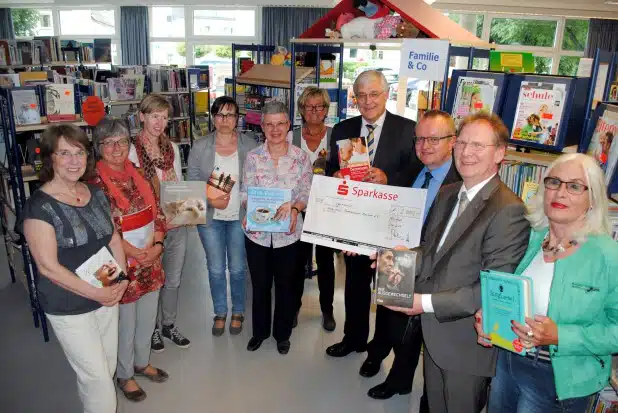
[388,113,530,412]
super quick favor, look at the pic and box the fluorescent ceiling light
[605,1,618,4]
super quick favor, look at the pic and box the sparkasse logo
[337,180,349,195]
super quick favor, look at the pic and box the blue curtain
[585,19,618,57]
[0,8,15,39]
[121,6,149,65]
[262,7,331,49]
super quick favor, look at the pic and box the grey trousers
[424,347,490,413]
[117,289,160,379]
[158,226,188,327]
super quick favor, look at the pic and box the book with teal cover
[480,270,534,355]
[246,187,292,233]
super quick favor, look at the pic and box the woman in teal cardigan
[475,153,618,412]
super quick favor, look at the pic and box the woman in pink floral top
[241,101,312,355]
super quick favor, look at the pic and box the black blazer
[326,111,422,187]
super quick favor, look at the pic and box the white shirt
[360,110,387,164]
[300,130,328,165]
[128,142,183,182]
[521,250,555,317]
[422,173,497,313]
[213,151,241,221]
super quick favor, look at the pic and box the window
[193,9,256,37]
[444,12,484,38]
[349,49,358,59]
[534,56,553,74]
[59,9,115,36]
[12,8,54,37]
[193,45,251,94]
[151,7,185,38]
[151,42,187,66]
[558,56,581,76]
[562,19,589,52]
[490,18,558,48]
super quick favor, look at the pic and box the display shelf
[106,99,142,106]
[155,90,189,95]
[236,64,314,89]
[505,146,577,167]
[171,116,190,121]
[15,119,88,133]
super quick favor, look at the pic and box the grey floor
[0,228,425,413]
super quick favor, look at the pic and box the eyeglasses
[147,113,169,122]
[454,140,497,152]
[100,138,130,149]
[415,135,454,146]
[544,177,589,195]
[303,104,326,112]
[54,150,88,160]
[263,122,289,130]
[356,91,384,103]
[214,113,238,121]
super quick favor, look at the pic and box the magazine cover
[11,89,41,125]
[45,84,76,122]
[0,74,20,87]
[160,181,207,226]
[374,248,420,308]
[94,38,112,63]
[337,137,370,181]
[107,77,137,101]
[587,109,618,184]
[511,82,567,146]
[452,77,496,128]
[246,187,292,233]
[122,74,145,100]
[609,82,618,103]
[75,246,125,288]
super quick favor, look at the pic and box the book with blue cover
[246,187,292,233]
[480,270,534,355]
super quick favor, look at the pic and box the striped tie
[366,124,376,162]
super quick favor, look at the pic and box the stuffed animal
[353,0,390,19]
[396,20,420,38]
[270,46,287,66]
[340,16,381,39]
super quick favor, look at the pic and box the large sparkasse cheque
[301,176,427,255]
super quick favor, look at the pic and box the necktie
[457,191,469,218]
[421,171,432,189]
[366,124,376,162]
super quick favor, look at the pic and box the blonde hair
[525,153,611,238]
[139,93,172,115]
[297,86,330,123]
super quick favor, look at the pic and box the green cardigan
[513,228,618,400]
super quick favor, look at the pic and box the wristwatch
[291,206,301,214]
[154,241,165,250]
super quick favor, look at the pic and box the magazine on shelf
[121,74,145,100]
[107,77,137,101]
[336,137,370,181]
[11,89,41,126]
[587,109,618,185]
[480,270,534,356]
[0,74,20,88]
[93,39,112,63]
[374,248,420,308]
[45,84,77,122]
[452,77,496,128]
[160,181,207,226]
[246,187,292,233]
[511,82,567,146]
[75,246,125,288]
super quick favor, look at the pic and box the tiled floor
[0,228,425,413]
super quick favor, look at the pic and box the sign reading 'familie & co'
[399,39,450,82]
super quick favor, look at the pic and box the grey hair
[92,117,131,159]
[525,153,611,239]
[353,70,389,95]
[261,101,290,124]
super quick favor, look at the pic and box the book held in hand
[75,246,125,288]
[207,166,236,199]
[246,187,292,233]
[374,247,421,308]
[480,270,534,355]
[160,181,207,226]
[337,137,370,181]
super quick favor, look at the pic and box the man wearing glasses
[325,70,422,359]
[388,113,530,413]
[363,111,461,408]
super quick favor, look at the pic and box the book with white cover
[75,246,124,288]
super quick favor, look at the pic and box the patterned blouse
[91,170,166,304]
[241,143,313,248]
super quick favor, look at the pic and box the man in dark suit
[362,111,461,408]
[325,70,422,358]
[388,113,530,413]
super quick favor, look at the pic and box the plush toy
[396,20,420,38]
[336,12,356,31]
[340,16,380,39]
[270,46,287,66]
[374,15,403,39]
[353,0,390,19]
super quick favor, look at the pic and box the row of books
[10,84,81,126]
[498,160,547,199]
[168,119,191,143]
[0,38,112,66]
[166,94,190,118]
[147,67,189,93]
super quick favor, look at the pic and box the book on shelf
[246,187,292,233]
[45,84,77,122]
[167,119,190,143]
[194,91,209,114]
[18,71,48,86]
[337,137,370,181]
[60,40,80,62]
[499,161,547,198]
[587,387,618,412]
[166,94,190,118]
[147,67,188,92]
[586,107,618,185]
[511,82,567,147]
[0,40,19,65]
[34,36,60,63]
[480,269,534,356]
[93,39,112,63]
[16,40,40,65]
[373,248,420,308]
[452,77,497,129]
[80,42,94,63]
[107,78,137,101]
[520,181,539,205]
[121,74,145,100]
[160,181,207,226]
[0,74,20,87]
[11,88,42,126]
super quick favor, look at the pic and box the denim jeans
[197,219,247,316]
[488,350,594,413]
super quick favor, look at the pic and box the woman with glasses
[91,118,169,402]
[474,153,618,412]
[20,124,128,413]
[291,86,337,332]
[241,101,312,355]
[187,96,257,336]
